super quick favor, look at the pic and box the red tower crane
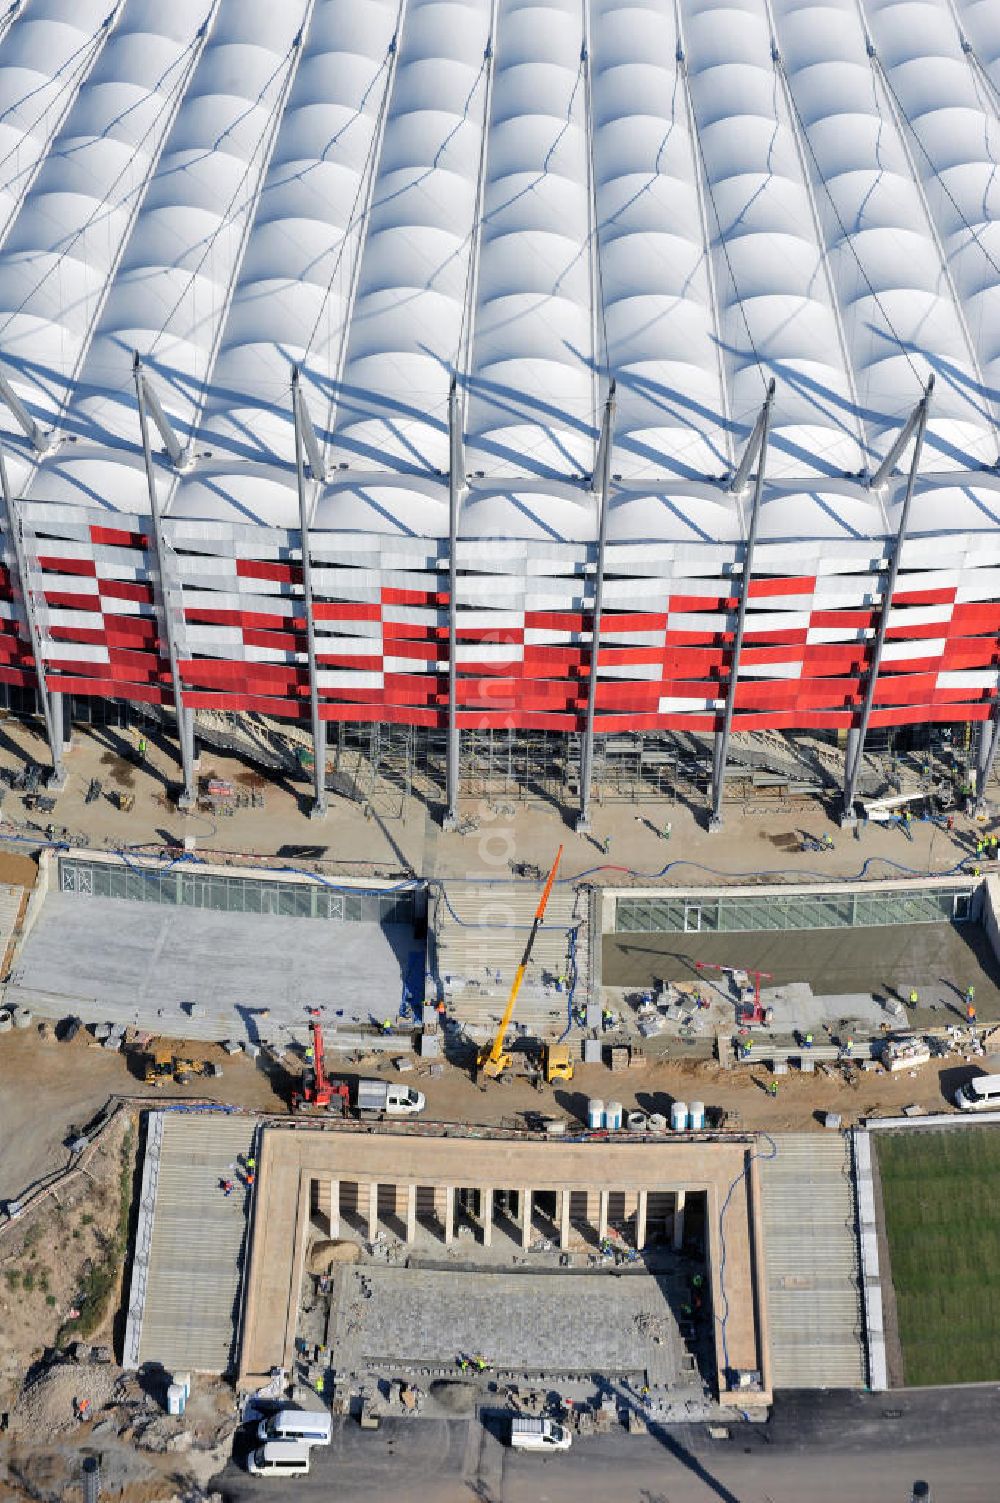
[695,961,774,1026]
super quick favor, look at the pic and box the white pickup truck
[355,1078,425,1116]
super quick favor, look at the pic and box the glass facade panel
[57,859,414,927]
[616,885,974,934]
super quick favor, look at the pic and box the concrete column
[673,1189,686,1251]
[521,1189,532,1249]
[636,1190,648,1252]
[367,1181,378,1243]
[559,1190,571,1251]
[406,1183,416,1245]
[481,1187,493,1247]
[598,1189,609,1241]
[444,1185,455,1246]
[329,1179,340,1239]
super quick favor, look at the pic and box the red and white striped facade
[0,0,1000,746]
[6,508,1000,737]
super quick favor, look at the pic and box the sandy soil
[0,1028,286,1204]
[0,1112,133,1413]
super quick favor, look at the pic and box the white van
[509,1416,573,1452]
[954,1073,1000,1111]
[256,1408,333,1446]
[247,1440,311,1476]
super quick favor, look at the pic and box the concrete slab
[6,891,417,1042]
[328,1265,695,1385]
[604,919,1000,1027]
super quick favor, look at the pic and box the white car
[247,1440,311,1476]
[954,1073,1000,1111]
[509,1416,572,1452]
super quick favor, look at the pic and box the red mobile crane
[292,1019,350,1113]
[695,961,774,1026]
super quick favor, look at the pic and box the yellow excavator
[478,846,565,1080]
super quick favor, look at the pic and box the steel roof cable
[147,33,303,369]
[0,7,119,200]
[874,55,1000,291]
[678,52,768,400]
[301,24,401,430]
[0,19,209,349]
[868,46,1000,453]
[779,59,925,397]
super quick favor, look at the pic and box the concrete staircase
[759,1133,866,1389]
[430,881,583,1038]
[136,1112,257,1374]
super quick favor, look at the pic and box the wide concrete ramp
[760,1133,865,1388]
[7,892,414,1041]
[128,1111,256,1373]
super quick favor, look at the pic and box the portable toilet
[670,1100,688,1133]
[688,1101,705,1131]
[587,1098,604,1131]
[605,1100,623,1131]
[166,1383,186,1416]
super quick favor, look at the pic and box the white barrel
[587,1098,605,1131]
[626,1110,648,1133]
[688,1100,705,1131]
[671,1100,688,1132]
[13,1009,31,1029]
[0,1011,12,1033]
[647,1112,667,1134]
[605,1100,623,1132]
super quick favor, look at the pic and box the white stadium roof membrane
[0,0,997,540]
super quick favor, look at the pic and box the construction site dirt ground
[0,1025,989,1222]
[0,711,992,889]
[0,1029,286,1204]
[604,917,1000,1026]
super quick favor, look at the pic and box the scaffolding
[0,685,986,819]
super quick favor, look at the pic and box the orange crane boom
[480,846,563,1078]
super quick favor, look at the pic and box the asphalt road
[215,1386,1000,1502]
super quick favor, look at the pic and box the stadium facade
[0,0,999,822]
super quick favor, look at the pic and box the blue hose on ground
[715,1131,778,1379]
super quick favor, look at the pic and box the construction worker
[458,1356,470,1373]
[821,832,834,851]
[843,1038,853,1056]
[137,736,147,762]
[305,1044,314,1063]
[246,1155,256,1173]
[976,838,985,859]
[221,1178,234,1197]
[768,1080,778,1097]
[967,1000,977,1024]
[966,985,976,1006]
[602,834,611,856]
[474,1355,487,1373]
[381,1018,392,1034]
[663,822,672,842]
[601,1007,614,1030]
[908,989,919,1007]
[804,1031,813,1049]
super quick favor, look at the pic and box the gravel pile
[14,1361,120,1433]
